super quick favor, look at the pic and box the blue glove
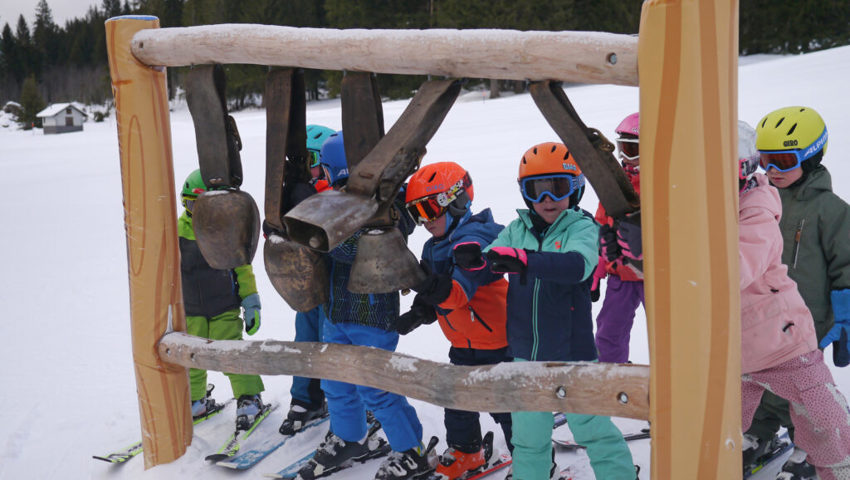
[820,289,850,367]
[241,293,261,336]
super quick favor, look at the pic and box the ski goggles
[617,137,640,162]
[405,173,471,225]
[759,128,828,172]
[308,149,321,168]
[182,195,197,213]
[519,173,585,203]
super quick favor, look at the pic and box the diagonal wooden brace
[530,81,640,219]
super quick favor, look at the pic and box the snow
[1,45,849,480]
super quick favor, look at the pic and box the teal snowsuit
[747,166,850,442]
[487,208,635,480]
[178,212,265,401]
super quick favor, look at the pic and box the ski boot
[279,401,328,435]
[776,447,817,480]
[298,421,389,480]
[191,384,217,419]
[742,433,777,469]
[374,436,438,480]
[434,432,494,480]
[235,393,264,431]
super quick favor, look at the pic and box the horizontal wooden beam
[158,332,649,419]
[131,25,638,86]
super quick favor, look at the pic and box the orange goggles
[405,173,470,225]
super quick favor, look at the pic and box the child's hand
[241,293,261,336]
[453,242,485,270]
[412,261,453,305]
[486,247,528,274]
[591,262,607,302]
[395,295,437,335]
[822,289,850,367]
[617,216,643,260]
[599,224,621,261]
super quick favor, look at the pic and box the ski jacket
[775,166,850,341]
[486,207,598,362]
[593,170,643,282]
[421,209,509,350]
[178,213,257,318]
[324,192,415,331]
[739,174,817,374]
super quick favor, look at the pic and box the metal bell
[264,234,328,312]
[192,189,260,269]
[283,189,378,252]
[347,228,427,294]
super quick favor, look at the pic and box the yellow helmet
[755,106,828,159]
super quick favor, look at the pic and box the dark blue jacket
[486,207,599,361]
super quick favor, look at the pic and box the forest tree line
[1,0,849,127]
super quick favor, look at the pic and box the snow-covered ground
[1,45,849,480]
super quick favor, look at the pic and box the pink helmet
[615,112,640,137]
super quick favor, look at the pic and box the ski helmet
[738,121,759,192]
[306,125,336,168]
[755,106,828,173]
[405,162,474,225]
[319,131,349,187]
[181,169,206,213]
[518,142,585,208]
[615,112,640,137]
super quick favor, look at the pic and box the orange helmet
[405,162,473,225]
[518,142,585,207]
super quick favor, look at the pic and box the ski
[265,420,391,479]
[744,432,793,479]
[205,402,277,462]
[552,427,651,451]
[216,414,330,470]
[92,394,233,464]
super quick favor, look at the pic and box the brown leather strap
[341,72,384,173]
[530,81,639,218]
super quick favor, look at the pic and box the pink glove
[486,247,528,274]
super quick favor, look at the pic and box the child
[736,120,850,479]
[591,112,646,363]
[178,169,266,430]
[400,161,513,480]
[296,131,438,480]
[279,124,335,435]
[745,106,850,477]
[458,142,636,480]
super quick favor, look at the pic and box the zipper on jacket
[792,218,805,269]
[468,305,493,332]
[531,279,541,360]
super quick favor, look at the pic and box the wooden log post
[130,25,638,86]
[638,1,741,479]
[158,332,650,419]
[105,16,192,468]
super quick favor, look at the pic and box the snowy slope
[1,45,849,480]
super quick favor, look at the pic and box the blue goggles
[519,174,585,203]
[758,127,828,173]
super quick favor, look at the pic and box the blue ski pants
[321,319,423,452]
[290,306,326,409]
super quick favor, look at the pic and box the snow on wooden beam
[131,25,638,86]
[158,332,650,419]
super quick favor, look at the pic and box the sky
[0,0,99,28]
[0,44,848,479]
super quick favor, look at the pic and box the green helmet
[182,169,207,197]
[306,125,336,167]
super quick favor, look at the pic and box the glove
[412,261,454,306]
[241,293,261,336]
[617,214,643,260]
[820,289,850,367]
[599,224,621,262]
[454,242,486,270]
[486,247,528,275]
[395,295,438,335]
[591,262,607,303]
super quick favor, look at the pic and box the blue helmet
[306,125,336,167]
[320,130,349,186]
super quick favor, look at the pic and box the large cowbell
[284,76,461,294]
[262,68,328,311]
[186,64,260,269]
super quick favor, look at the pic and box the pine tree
[18,75,45,129]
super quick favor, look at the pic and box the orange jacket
[437,277,509,350]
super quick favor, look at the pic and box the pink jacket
[739,174,817,374]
